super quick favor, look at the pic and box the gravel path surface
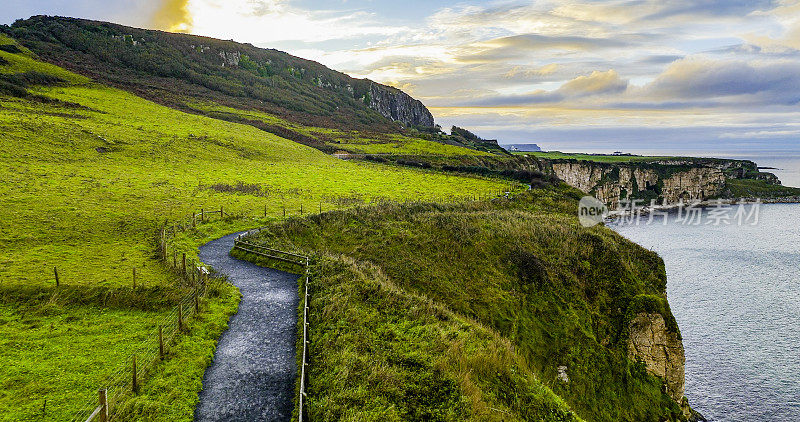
[194,232,298,422]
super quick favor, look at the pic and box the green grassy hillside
[2,16,424,131]
[240,189,686,421]
[517,151,670,163]
[0,33,507,421]
[189,102,492,156]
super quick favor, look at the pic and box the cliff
[239,192,696,421]
[368,83,434,127]
[550,161,727,208]
[527,157,787,208]
[627,313,686,403]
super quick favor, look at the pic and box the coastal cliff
[550,162,727,207]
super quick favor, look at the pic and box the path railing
[233,229,311,422]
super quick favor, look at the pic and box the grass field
[0,36,508,421]
[191,101,492,156]
[515,151,672,163]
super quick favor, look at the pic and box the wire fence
[70,209,226,422]
[67,190,516,421]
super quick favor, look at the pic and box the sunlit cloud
[183,0,407,44]
[152,0,192,32]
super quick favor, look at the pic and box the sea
[607,154,800,422]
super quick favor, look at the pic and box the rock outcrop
[627,313,685,403]
[627,312,698,419]
[549,161,726,208]
[368,83,435,127]
[219,51,241,67]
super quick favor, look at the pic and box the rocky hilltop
[368,83,434,127]
[3,16,436,130]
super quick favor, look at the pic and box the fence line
[232,229,311,422]
[70,191,516,421]
[70,209,232,422]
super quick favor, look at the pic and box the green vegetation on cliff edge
[240,188,686,421]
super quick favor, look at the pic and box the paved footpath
[194,232,298,422]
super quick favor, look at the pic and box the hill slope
[0,32,507,421]
[2,15,433,133]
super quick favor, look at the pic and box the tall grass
[0,45,508,420]
[242,188,686,421]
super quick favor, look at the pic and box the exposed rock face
[368,83,435,127]
[219,51,241,67]
[627,313,686,403]
[550,162,726,208]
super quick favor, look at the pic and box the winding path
[194,232,299,422]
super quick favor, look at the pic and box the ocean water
[609,204,800,422]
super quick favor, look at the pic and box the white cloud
[186,0,407,43]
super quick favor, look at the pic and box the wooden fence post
[220,205,224,217]
[264,204,267,218]
[201,208,205,223]
[53,267,59,287]
[192,213,196,228]
[319,202,322,214]
[132,355,139,394]
[159,326,164,360]
[98,389,108,422]
[173,252,177,268]
[300,204,304,215]
[283,205,286,218]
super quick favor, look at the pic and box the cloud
[467,69,629,106]
[745,1,800,51]
[504,64,560,78]
[641,0,779,20]
[560,70,629,95]
[643,57,800,105]
[152,0,192,32]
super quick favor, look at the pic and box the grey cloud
[638,55,684,64]
[491,34,629,51]
[640,0,779,20]
[459,34,635,64]
[644,58,800,105]
[465,69,629,106]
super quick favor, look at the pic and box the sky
[3,0,800,154]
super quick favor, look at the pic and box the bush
[0,44,22,53]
